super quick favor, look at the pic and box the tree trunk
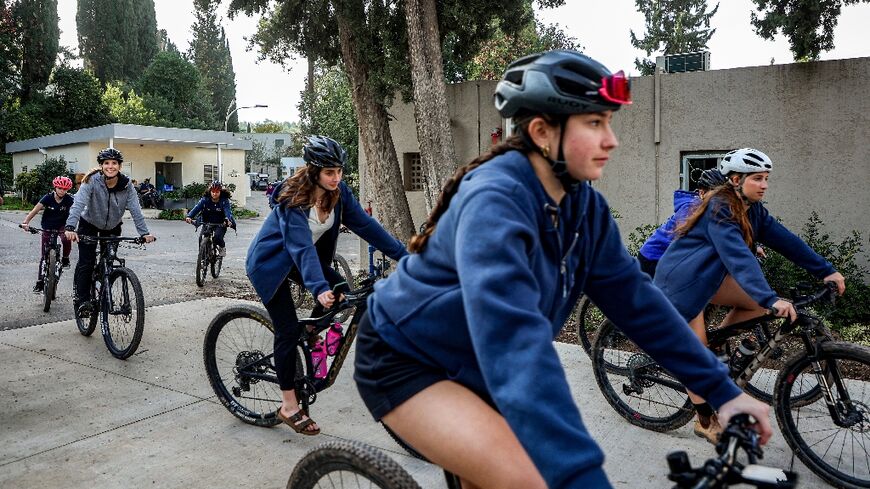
[403,0,458,213]
[335,10,415,241]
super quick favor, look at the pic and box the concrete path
[0,298,829,488]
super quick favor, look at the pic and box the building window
[402,153,424,191]
[203,164,218,183]
[681,152,727,191]
[275,139,284,148]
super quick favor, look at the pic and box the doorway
[155,162,182,191]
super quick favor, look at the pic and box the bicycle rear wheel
[75,280,99,336]
[287,440,422,489]
[101,267,145,359]
[592,320,695,432]
[203,306,283,427]
[774,341,870,489]
[563,295,606,357]
[42,250,57,312]
[195,239,209,287]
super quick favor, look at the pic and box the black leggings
[73,219,122,304]
[265,266,348,391]
[200,224,228,248]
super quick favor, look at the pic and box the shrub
[14,156,73,203]
[158,209,186,220]
[181,182,207,198]
[230,201,258,219]
[627,223,658,258]
[0,195,33,210]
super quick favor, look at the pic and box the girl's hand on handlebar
[185,217,193,224]
[770,299,797,322]
[718,393,772,445]
[317,290,335,308]
[823,272,846,295]
[20,223,30,232]
[65,231,78,242]
[143,234,156,243]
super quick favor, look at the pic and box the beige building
[362,57,870,253]
[5,124,253,206]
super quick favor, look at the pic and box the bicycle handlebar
[78,235,151,245]
[766,281,838,318]
[19,224,61,235]
[668,414,797,489]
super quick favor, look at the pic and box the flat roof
[5,123,253,153]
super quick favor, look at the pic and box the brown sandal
[277,409,320,436]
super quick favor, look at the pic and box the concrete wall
[371,58,870,256]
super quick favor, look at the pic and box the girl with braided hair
[353,51,772,489]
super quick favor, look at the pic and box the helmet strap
[520,119,580,192]
[730,174,752,204]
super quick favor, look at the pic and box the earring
[541,146,550,158]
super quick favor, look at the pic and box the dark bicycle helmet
[97,147,123,163]
[209,180,223,190]
[697,168,726,190]
[303,136,347,169]
[494,50,630,119]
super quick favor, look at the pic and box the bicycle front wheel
[562,295,607,357]
[210,249,222,278]
[592,320,695,432]
[196,239,209,287]
[774,341,870,488]
[43,250,57,312]
[101,267,145,359]
[332,254,354,323]
[287,440,422,489]
[203,306,283,427]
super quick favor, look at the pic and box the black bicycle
[203,255,389,427]
[192,222,228,287]
[668,414,797,489]
[593,282,870,488]
[20,225,65,312]
[74,235,148,359]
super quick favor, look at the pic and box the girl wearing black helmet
[185,181,236,256]
[246,135,408,436]
[654,148,845,443]
[65,148,156,318]
[352,50,771,489]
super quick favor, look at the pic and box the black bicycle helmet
[209,180,223,190]
[303,136,347,169]
[494,50,629,119]
[97,147,123,163]
[697,168,727,190]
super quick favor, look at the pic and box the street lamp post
[217,102,268,181]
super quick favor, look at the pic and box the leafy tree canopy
[630,0,719,75]
[137,51,216,129]
[251,121,284,133]
[298,63,358,178]
[102,82,158,125]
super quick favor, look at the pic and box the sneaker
[61,257,70,267]
[217,246,226,257]
[33,280,44,293]
[693,414,723,444]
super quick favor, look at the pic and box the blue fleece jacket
[366,150,742,489]
[639,190,699,261]
[186,195,235,226]
[246,181,408,303]
[654,196,836,320]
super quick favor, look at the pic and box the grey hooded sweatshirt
[65,172,149,235]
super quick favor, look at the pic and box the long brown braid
[409,136,528,253]
[674,183,754,247]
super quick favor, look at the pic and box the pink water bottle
[326,323,343,356]
[311,340,328,379]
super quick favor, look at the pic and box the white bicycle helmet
[720,148,773,175]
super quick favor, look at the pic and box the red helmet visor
[599,70,632,105]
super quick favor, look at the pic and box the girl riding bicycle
[21,176,75,292]
[185,180,236,257]
[654,147,845,443]
[352,50,771,489]
[246,135,407,436]
[65,148,156,318]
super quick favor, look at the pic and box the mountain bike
[20,225,65,312]
[191,222,229,287]
[74,235,149,359]
[592,282,870,488]
[203,254,389,427]
[285,415,792,489]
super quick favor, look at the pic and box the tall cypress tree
[189,0,237,131]
[77,0,157,84]
[630,0,719,75]
[15,0,59,101]
[132,0,158,74]
[0,1,22,102]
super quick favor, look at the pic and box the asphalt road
[0,192,361,331]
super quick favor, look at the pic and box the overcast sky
[56,0,870,124]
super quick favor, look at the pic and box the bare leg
[383,381,546,489]
[280,390,319,433]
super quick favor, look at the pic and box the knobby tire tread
[102,267,145,359]
[287,440,422,489]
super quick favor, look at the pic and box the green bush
[157,209,186,220]
[760,212,869,338]
[0,195,33,210]
[627,223,658,258]
[181,182,207,198]
[14,157,73,203]
[230,201,258,219]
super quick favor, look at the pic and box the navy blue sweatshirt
[366,150,742,488]
[246,181,408,302]
[655,196,836,320]
[186,195,235,226]
[639,189,699,261]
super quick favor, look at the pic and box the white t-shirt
[309,207,335,243]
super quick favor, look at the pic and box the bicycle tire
[332,254,354,323]
[287,440,422,489]
[75,280,99,336]
[592,319,695,432]
[203,306,283,427]
[210,250,222,278]
[196,238,208,287]
[774,341,870,489]
[102,267,145,359]
[42,249,57,312]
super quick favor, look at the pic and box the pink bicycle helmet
[53,176,73,190]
